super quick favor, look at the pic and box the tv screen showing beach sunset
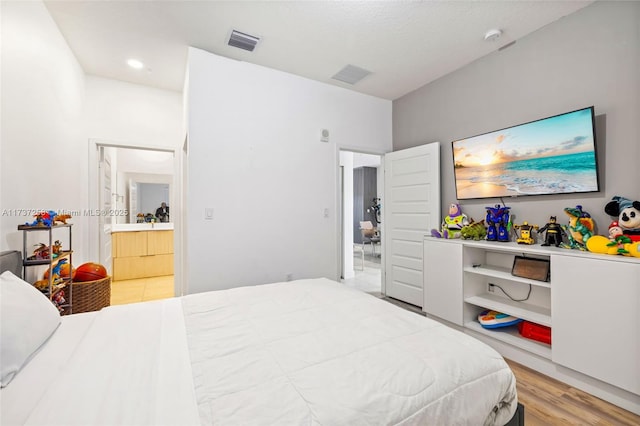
[452,107,599,200]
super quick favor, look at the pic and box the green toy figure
[460,220,487,241]
[562,205,594,250]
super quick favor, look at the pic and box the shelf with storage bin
[461,241,552,340]
[464,321,551,359]
[19,223,73,314]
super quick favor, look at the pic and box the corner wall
[393,1,640,230]
[1,1,87,259]
[186,48,392,293]
[1,2,185,269]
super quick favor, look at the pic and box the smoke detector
[228,30,260,52]
[484,29,503,42]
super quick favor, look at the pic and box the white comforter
[182,278,516,425]
[1,278,516,425]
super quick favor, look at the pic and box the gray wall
[393,1,639,233]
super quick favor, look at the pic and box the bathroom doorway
[89,141,179,305]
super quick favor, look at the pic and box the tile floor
[111,275,174,305]
[341,248,424,314]
[341,248,382,297]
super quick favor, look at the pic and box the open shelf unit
[464,321,551,359]
[423,237,640,414]
[20,224,73,314]
[461,241,552,353]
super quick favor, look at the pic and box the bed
[1,255,518,425]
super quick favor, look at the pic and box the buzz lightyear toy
[431,203,469,239]
[485,204,511,242]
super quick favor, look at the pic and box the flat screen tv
[452,106,599,200]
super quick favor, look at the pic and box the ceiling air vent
[228,30,260,52]
[331,65,372,85]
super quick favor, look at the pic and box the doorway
[89,141,180,305]
[339,150,383,297]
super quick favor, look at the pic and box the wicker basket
[69,276,111,314]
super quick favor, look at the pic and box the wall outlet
[286,273,293,282]
[488,283,495,293]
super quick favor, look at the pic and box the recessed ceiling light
[484,29,503,42]
[127,59,144,69]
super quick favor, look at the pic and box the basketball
[74,262,108,282]
[44,263,75,280]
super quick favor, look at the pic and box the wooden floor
[111,275,174,305]
[505,359,640,425]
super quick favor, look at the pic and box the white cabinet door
[423,239,463,325]
[384,143,440,307]
[551,255,640,395]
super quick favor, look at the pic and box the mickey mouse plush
[604,196,640,242]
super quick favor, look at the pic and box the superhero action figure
[485,204,511,242]
[538,216,566,247]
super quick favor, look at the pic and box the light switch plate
[205,208,214,220]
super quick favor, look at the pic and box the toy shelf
[17,223,72,231]
[465,321,551,359]
[465,293,552,326]
[20,224,73,314]
[463,264,551,288]
[23,250,73,266]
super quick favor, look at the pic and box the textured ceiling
[44,1,592,100]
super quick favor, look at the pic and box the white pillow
[0,270,61,387]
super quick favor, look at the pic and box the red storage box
[518,321,551,345]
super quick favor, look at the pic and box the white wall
[85,76,183,147]
[186,47,392,293]
[1,1,87,264]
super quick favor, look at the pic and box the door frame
[335,144,388,294]
[88,139,185,297]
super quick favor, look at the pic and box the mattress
[1,278,517,425]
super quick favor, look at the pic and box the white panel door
[384,143,440,306]
[98,148,112,274]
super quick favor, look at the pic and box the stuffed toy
[25,210,57,227]
[431,203,469,239]
[561,205,594,250]
[460,220,487,241]
[586,234,640,258]
[604,195,640,242]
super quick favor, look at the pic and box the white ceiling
[44,1,592,100]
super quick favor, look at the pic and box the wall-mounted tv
[452,106,599,200]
